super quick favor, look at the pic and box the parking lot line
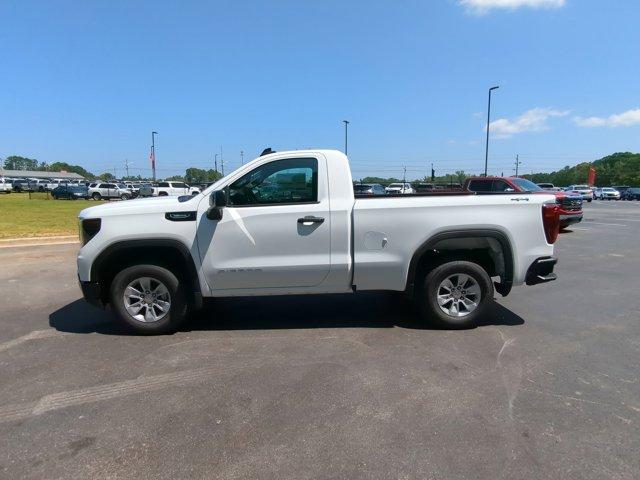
[583,221,627,227]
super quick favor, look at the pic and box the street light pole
[484,86,499,176]
[151,131,158,180]
[343,120,349,155]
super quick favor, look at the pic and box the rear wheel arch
[91,240,202,309]
[405,229,514,298]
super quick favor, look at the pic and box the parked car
[77,149,560,334]
[464,176,583,228]
[537,183,562,192]
[9,179,28,192]
[51,184,90,200]
[88,182,133,200]
[152,181,200,197]
[564,185,593,202]
[137,183,155,197]
[621,187,640,200]
[0,178,13,193]
[414,183,436,193]
[385,182,415,194]
[611,186,631,198]
[353,183,386,195]
[599,187,621,200]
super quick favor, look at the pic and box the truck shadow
[49,293,524,335]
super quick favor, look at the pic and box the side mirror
[206,190,227,220]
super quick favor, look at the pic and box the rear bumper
[526,257,558,285]
[79,278,104,308]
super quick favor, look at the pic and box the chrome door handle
[510,197,530,201]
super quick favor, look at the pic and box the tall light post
[343,120,349,155]
[484,86,499,176]
[151,131,158,180]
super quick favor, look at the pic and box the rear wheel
[92,192,101,200]
[416,261,493,329]
[110,264,187,334]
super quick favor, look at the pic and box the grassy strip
[0,192,105,239]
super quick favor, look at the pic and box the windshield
[602,188,615,192]
[388,183,403,188]
[511,178,543,192]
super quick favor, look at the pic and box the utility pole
[124,158,130,178]
[514,154,522,177]
[240,150,244,165]
[343,120,350,155]
[214,154,218,173]
[403,165,407,184]
[484,86,500,176]
[151,131,158,181]
[220,145,224,176]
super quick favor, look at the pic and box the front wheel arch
[91,240,203,310]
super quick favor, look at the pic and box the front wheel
[110,265,187,334]
[120,193,130,200]
[416,261,493,329]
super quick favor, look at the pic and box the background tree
[98,172,115,181]
[3,155,39,170]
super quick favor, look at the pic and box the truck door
[197,155,331,291]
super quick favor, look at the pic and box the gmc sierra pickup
[77,149,560,334]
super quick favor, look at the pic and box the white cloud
[489,107,569,138]
[459,0,565,14]
[573,108,640,128]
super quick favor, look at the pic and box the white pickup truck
[152,181,201,197]
[77,149,560,334]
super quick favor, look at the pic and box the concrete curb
[0,236,79,249]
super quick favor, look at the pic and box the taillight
[542,204,560,244]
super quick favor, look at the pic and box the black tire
[587,199,592,202]
[120,193,130,200]
[416,260,493,329]
[92,192,101,200]
[110,264,187,335]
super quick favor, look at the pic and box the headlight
[80,218,101,246]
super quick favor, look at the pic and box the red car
[463,177,583,228]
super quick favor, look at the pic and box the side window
[491,180,512,192]
[158,182,169,188]
[105,183,116,189]
[228,157,318,207]
[172,182,186,188]
[467,179,492,192]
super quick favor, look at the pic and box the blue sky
[1,0,639,180]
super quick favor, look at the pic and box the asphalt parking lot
[1,200,639,480]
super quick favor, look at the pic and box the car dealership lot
[0,201,639,479]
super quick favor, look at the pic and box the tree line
[3,152,639,187]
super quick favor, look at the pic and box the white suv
[0,178,12,193]
[88,183,133,200]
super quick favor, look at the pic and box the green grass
[0,192,106,239]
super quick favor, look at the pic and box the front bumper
[526,257,558,285]
[560,213,582,227]
[79,278,104,308]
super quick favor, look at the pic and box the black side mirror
[206,189,227,220]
